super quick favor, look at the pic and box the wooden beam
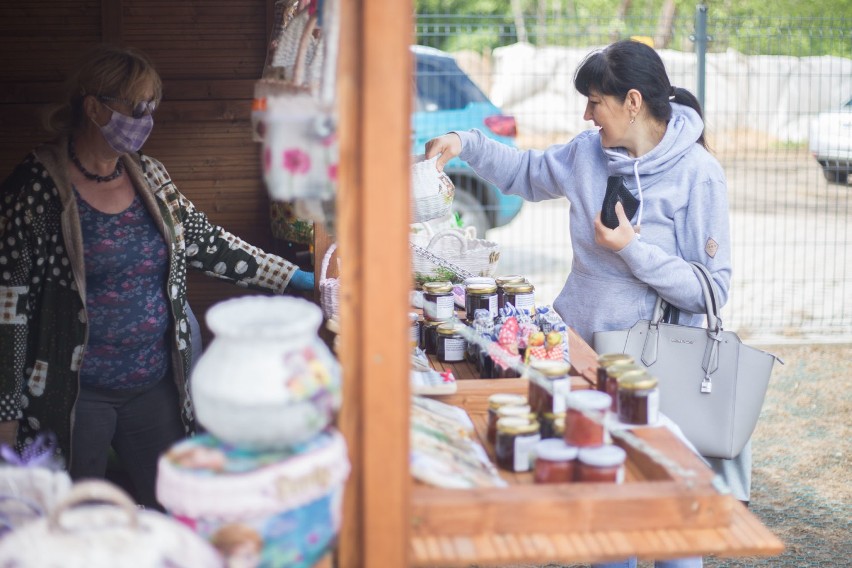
[338,0,413,566]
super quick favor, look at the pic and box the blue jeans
[593,558,702,568]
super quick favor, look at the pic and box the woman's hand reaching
[424,133,463,172]
[594,201,638,252]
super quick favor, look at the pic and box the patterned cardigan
[0,137,297,464]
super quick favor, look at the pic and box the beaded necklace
[68,137,124,183]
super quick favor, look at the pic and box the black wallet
[601,176,640,229]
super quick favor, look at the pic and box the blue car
[412,45,524,236]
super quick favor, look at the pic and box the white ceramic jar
[190,295,342,450]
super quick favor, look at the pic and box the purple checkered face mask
[97,104,154,154]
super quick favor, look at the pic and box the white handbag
[593,262,781,459]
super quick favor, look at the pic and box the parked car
[412,45,523,236]
[809,96,852,184]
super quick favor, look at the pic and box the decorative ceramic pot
[157,430,349,568]
[190,296,342,450]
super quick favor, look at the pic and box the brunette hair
[574,40,707,149]
[42,44,162,135]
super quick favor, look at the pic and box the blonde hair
[42,44,162,135]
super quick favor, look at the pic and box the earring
[630,116,635,124]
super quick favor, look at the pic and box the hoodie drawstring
[633,160,644,236]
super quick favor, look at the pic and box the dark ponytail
[574,40,708,149]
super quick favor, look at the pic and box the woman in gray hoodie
[426,40,743,568]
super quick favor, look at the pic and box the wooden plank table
[410,326,784,566]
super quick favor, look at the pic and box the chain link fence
[414,10,852,341]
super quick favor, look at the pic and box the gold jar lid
[618,373,659,390]
[501,282,534,294]
[495,275,525,286]
[488,393,528,410]
[436,322,465,336]
[497,406,535,422]
[496,416,540,435]
[597,353,635,366]
[530,359,570,378]
[422,319,443,329]
[541,411,566,421]
[466,283,498,295]
[423,281,453,294]
[605,362,645,378]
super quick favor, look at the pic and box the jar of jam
[419,320,442,355]
[495,275,525,310]
[563,390,611,448]
[436,322,466,363]
[423,281,455,322]
[596,353,635,392]
[539,412,566,439]
[409,312,421,351]
[501,281,535,314]
[532,439,578,484]
[527,360,571,415]
[487,393,528,445]
[495,417,541,472]
[465,283,498,322]
[617,373,660,425]
[605,363,646,411]
[576,445,627,483]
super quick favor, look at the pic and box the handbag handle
[689,262,723,332]
[425,228,469,254]
[320,242,339,281]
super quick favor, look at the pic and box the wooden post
[337,1,412,567]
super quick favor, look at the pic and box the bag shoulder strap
[689,262,723,332]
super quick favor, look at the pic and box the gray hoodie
[456,103,731,344]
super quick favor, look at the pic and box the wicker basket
[319,243,340,321]
[412,228,500,284]
[411,155,455,223]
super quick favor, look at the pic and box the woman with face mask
[0,44,315,509]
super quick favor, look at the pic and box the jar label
[444,337,466,361]
[514,292,535,313]
[513,433,541,472]
[648,389,660,424]
[410,322,420,347]
[426,295,455,320]
[488,294,498,319]
[617,464,625,484]
[551,379,571,414]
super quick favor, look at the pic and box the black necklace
[68,138,124,183]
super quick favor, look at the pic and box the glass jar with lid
[419,320,442,355]
[495,275,526,310]
[596,353,635,392]
[436,322,466,363]
[486,393,528,445]
[533,438,579,484]
[495,417,541,472]
[604,363,646,411]
[527,360,571,415]
[563,390,611,448]
[464,283,498,322]
[422,281,455,322]
[576,445,627,483]
[501,281,535,314]
[409,312,421,351]
[617,372,660,425]
[539,412,566,439]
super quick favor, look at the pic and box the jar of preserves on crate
[617,372,660,425]
[419,320,442,355]
[495,417,541,472]
[604,363,646,411]
[533,438,579,484]
[465,283,498,322]
[576,445,627,483]
[495,275,525,310]
[409,312,421,351]
[486,393,528,445]
[422,281,455,322]
[563,390,611,448]
[539,412,566,439]
[596,353,635,392]
[527,360,571,415]
[436,322,466,363]
[501,281,535,314]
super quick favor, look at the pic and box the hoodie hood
[602,103,705,228]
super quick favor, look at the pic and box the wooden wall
[0,0,283,343]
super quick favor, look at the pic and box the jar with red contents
[596,353,634,392]
[617,373,660,425]
[527,360,571,415]
[576,445,627,483]
[604,363,646,411]
[486,393,528,445]
[532,439,578,484]
[563,390,611,448]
